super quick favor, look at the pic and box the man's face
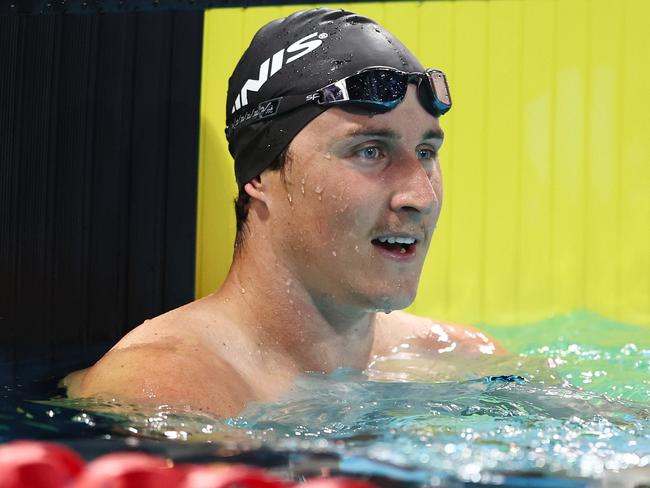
[262,85,444,313]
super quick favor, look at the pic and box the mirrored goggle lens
[345,70,408,106]
[427,70,452,114]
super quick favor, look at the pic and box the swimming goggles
[227,66,452,135]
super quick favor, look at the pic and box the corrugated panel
[197,0,650,327]
[0,11,203,382]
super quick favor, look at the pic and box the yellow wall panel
[517,0,555,323]
[482,0,522,325]
[584,0,623,318]
[618,0,650,324]
[550,0,589,316]
[445,1,488,324]
[197,0,650,327]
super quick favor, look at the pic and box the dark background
[0,7,203,383]
[0,0,375,15]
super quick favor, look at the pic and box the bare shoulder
[372,311,508,357]
[65,339,253,417]
[64,300,254,418]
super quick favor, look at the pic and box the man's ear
[243,175,268,204]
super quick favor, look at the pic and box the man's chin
[364,290,417,314]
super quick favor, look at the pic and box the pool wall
[196,0,650,328]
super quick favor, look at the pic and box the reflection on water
[6,311,650,483]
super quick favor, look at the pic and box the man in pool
[65,8,505,416]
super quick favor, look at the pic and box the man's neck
[209,243,377,373]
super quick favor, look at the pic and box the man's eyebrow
[422,128,445,141]
[342,128,401,140]
[341,127,445,141]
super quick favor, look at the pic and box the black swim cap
[225,8,424,190]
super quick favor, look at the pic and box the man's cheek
[309,214,329,239]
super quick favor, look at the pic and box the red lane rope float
[0,441,85,488]
[179,464,292,488]
[74,452,185,488]
[0,441,379,488]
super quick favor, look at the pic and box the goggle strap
[227,92,318,134]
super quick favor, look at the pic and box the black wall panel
[0,10,203,383]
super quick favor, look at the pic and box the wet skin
[65,87,506,417]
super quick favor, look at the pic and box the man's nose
[389,155,440,215]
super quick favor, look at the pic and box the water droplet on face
[287,193,293,204]
[314,185,323,194]
[324,152,331,160]
[240,288,246,294]
[332,251,337,257]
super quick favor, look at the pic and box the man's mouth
[371,236,418,258]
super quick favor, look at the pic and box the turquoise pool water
[4,310,650,485]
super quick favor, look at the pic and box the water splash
[10,311,650,482]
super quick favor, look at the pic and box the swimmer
[64,8,506,417]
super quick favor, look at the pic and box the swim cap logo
[232,32,325,114]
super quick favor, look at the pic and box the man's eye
[417,148,437,160]
[357,146,383,160]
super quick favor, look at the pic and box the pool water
[2,310,649,485]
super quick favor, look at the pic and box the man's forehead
[319,94,445,143]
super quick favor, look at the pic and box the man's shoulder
[65,304,253,417]
[67,337,252,417]
[372,311,507,357]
